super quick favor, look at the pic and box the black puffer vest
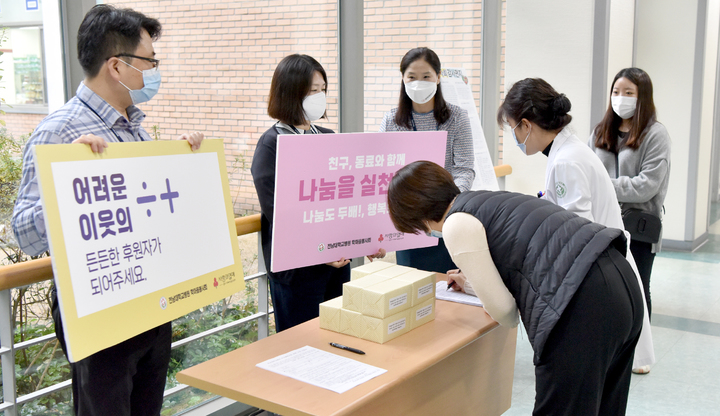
[447,191,626,363]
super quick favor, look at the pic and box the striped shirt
[11,83,151,256]
[379,103,475,191]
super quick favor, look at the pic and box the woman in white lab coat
[493,77,654,370]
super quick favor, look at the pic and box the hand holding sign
[73,134,108,154]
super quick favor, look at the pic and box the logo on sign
[318,243,325,252]
[159,297,168,310]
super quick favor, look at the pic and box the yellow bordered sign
[35,139,244,362]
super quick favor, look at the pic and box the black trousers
[630,239,655,317]
[269,265,349,332]
[52,290,171,416]
[533,247,644,416]
[396,237,457,274]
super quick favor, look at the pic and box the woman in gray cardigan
[589,68,670,372]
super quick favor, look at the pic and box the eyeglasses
[113,53,160,69]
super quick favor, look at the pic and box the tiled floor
[503,216,720,415]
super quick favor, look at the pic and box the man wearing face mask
[12,5,203,415]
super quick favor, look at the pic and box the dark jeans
[533,247,643,416]
[630,239,655,317]
[52,290,171,416]
[269,264,350,332]
[396,238,457,274]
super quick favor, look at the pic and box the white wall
[696,0,720,236]
[0,0,43,23]
[502,0,716,248]
[607,0,634,88]
[503,0,595,196]
[635,0,698,243]
[42,0,66,112]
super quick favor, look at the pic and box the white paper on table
[256,345,387,394]
[435,281,483,307]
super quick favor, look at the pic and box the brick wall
[2,112,45,140]
[108,0,340,216]
[86,1,498,215]
[363,1,483,134]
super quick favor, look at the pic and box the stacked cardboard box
[319,261,436,343]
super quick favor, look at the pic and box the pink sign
[272,131,447,272]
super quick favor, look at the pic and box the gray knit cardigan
[588,122,671,251]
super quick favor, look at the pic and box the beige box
[360,309,412,344]
[319,296,343,332]
[372,264,416,279]
[342,273,395,312]
[409,298,436,330]
[339,308,367,337]
[361,278,413,318]
[394,270,436,306]
[350,261,396,281]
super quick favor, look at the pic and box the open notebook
[435,281,483,307]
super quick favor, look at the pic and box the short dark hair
[77,5,162,78]
[593,67,656,151]
[395,47,451,129]
[497,78,572,131]
[267,54,328,126]
[388,161,460,234]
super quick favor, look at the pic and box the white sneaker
[632,365,651,374]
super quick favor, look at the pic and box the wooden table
[177,295,517,416]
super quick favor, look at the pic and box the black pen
[447,269,461,291]
[329,342,365,355]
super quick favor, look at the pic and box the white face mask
[611,96,637,119]
[303,91,326,122]
[404,80,437,105]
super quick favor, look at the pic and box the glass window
[0,0,46,110]
[0,27,47,106]
[363,0,483,133]
[103,0,339,218]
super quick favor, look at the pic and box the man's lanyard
[77,97,126,143]
[410,115,439,131]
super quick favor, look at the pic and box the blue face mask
[119,61,162,105]
[425,222,443,238]
[512,121,530,155]
[428,230,443,238]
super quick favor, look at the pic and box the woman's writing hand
[446,269,467,292]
